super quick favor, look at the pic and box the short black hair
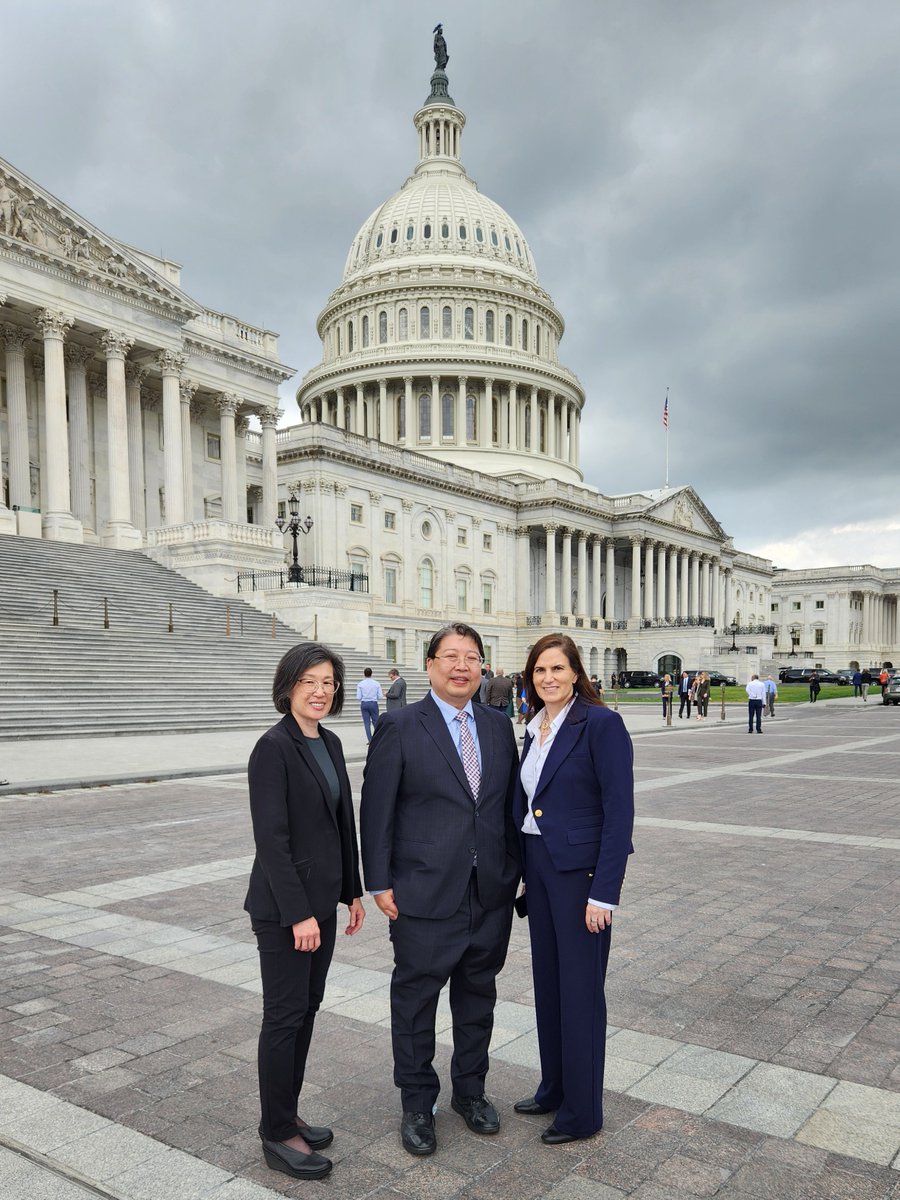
[364,667,373,677]
[426,622,485,661]
[272,642,345,716]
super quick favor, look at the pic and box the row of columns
[0,307,281,543]
[302,376,581,465]
[537,527,736,627]
[859,592,898,648]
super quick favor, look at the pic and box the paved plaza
[1,699,898,1199]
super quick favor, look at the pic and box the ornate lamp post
[275,491,313,583]
[788,629,800,657]
[729,621,739,652]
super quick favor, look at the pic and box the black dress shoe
[257,1119,334,1150]
[401,1111,436,1156]
[514,1096,553,1116]
[261,1139,332,1179]
[541,1123,593,1145]
[451,1093,500,1134]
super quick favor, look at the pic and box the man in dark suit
[361,623,520,1157]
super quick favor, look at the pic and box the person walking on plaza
[764,675,778,718]
[860,667,872,701]
[360,623,520,1158]
[512,634,634,1144]
[478,664,494,704]
[809,671,821,703]
[660,673,671,720]
[486,666,514,712]
[879,666,891,704]
[356,668,384,741]
[244,643,365,1182]
[746,674,765,733]
[677,669,692,719]
[695,671,711,720]
[385,668,407,711]
[851,669,862,698]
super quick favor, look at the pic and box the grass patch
[611,685,861,705]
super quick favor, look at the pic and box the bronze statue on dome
[433,24,449,70]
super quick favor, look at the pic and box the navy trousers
[360,701,379,741]
[525,835,611,1138]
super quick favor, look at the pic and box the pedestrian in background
[809,671,821,703]
[860,668,871,701]
[763,675,777,718]
[660,673,671,720]
[880,667,891,705]
[386,668,407,711]
[486,667,514,712]
[678,670,692,719]
[746,674,765,733]
[356,668,384,742]
[851,669,861,699]
[695,672,710,720]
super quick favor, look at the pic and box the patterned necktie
[455,711,481,801]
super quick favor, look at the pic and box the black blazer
[360,693,521,919]
[244,713,363,926]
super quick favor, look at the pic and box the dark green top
[304,733,341,804]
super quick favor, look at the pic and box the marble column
[547,393,557,458]
[508,382,519,451]
[335,386,345,430]
[123,362,147,532]
[483,378,494,448]
[668,547,678,621]
[723,569,732,628]
[36,309,81,541]
[576,532,588,618]
[235,414,249,522]
[216,394,239,523]
[259,406,279,528]
[352,384,363,436]
[400,377,412,442]
[690,554,701,619]
[680,550,689,618]
[378,378,388,442]
[3,324,33,519]
[606,539,616,621]
[178,379,197,521]
[64,345,95,535]
[157,351,186,526]
[571,403,580,466]
[657,543,667,621]
[643,539,655,620]
[591,536,603,619]
[529,386,539,454]
[429,375,439,443]
[711,559,721,628]
[544,523,558,615]
[457,375,467,445]
[99,330,139,548]
[701,556,711,619]
[560,528,573,617]
[630,537,642,620]
[516,526,531,615]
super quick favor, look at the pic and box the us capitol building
[0,34,895,676]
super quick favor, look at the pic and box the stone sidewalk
[0,699,898,1198]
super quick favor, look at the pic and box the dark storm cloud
[2,0,897,564]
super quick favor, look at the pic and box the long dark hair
[272,642,345,716]
[523,634,604,716]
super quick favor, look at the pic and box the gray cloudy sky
[3,0,898,568]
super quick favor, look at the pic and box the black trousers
[678,693,691,717]
[252,913,336,1142]
[388,874,513,1111]
[748,699,763,731]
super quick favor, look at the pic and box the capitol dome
[296,55,586,485]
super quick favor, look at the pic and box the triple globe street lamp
[275,491,314,583]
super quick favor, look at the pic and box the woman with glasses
[244,643,365,1181]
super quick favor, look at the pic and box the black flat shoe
[451,1093,500,1134]
[261,1139,333,1179]
[514,1097,553,1116]
[401,1111,436,1156]
[541,1123,593,1145]
[257,1119,334,1150]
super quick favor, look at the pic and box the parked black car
[618,670,660,689]
[685,669,737,687]
[778,667,843,685]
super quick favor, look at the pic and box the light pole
[788,630,800,657]
[729,621,739,652]
[275,491,313,583]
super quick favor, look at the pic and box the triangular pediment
[642,486,726,540]
[0,158,200,319]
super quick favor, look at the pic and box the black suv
[617,670,660,689]
[685,669,737,687]
[778,667,842,684]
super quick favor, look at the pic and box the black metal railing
[727,624,776,636]
[236,566,369,593]
[640,616,716,630]
[526,615,542,626]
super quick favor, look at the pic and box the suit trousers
[389,873,513,1111]
[525,834,611,1138]
[678,693,691,718]
[748,699,763,731]
[252,913,337,1142]
[360,701,380,742]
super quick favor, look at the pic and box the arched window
[406,224,414,241]
[389,227,398,244]
[536,325,541,355]
[464,307,474,340]
[524,404,531,449]
[441,392,454,438]
[347,320,354,352]
[490,229,499,247]
[419,559,434,608]
[475,226,483,243]
[441,221,450,239]
[418,394,431,439]
[375,231,384,249]
[504,234,511,251]
[504,314,512,346]
[539,408,546,453]
[361,315,369,348]
[378,310,388,343]
[522,319,529,350]
[466,394,477,441]
[396,396,406,440]
[420,306,430,338]
[491,397,499,444]
[459,224,467,239]
[442,306,452,338]
[336,326,341,354]
[423,222,432,239]
[398,308,408,340]
[485,309,495,342]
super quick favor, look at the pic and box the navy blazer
[244,713,363,926]
[360,693,521,919]
[513,698,634,905]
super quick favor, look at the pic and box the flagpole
[664,387,669,488]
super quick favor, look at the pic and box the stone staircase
[0,535,427,739]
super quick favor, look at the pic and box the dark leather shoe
[451,1093,500,1134]
[514,1096,553,1116]
[261,1139,332,1179]
[541,1123,593,1145]
[401,1111,436,1156]
[257,1119,333,1150]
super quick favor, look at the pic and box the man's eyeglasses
[432,653,484,668]
[295,678,339,693]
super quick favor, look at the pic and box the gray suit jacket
[360,693,521,918]
[385,676,407,710]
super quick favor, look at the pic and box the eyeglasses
[432,653,484,668]
[295,678,339,693]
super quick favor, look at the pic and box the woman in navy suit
[512,634,634,1144]
[245,643,365,1181]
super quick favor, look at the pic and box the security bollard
[720,683,726,720]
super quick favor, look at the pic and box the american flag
[663,393,669,430]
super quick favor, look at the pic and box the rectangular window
[385,637,398,663]
[482,581,493,615]
[350,503,363,523]
[384,510,396,530]
[771,602,779,612]
[456,578,468,611]
[457,528,468,546]
[384,567,397,604]
[206,432,221,461]
[815,600,824,609]
[482,533,493,551]
[791,601,801,611]
[277,500,286,520]
[815,628,824,645]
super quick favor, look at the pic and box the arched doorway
[658,654,682,678]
